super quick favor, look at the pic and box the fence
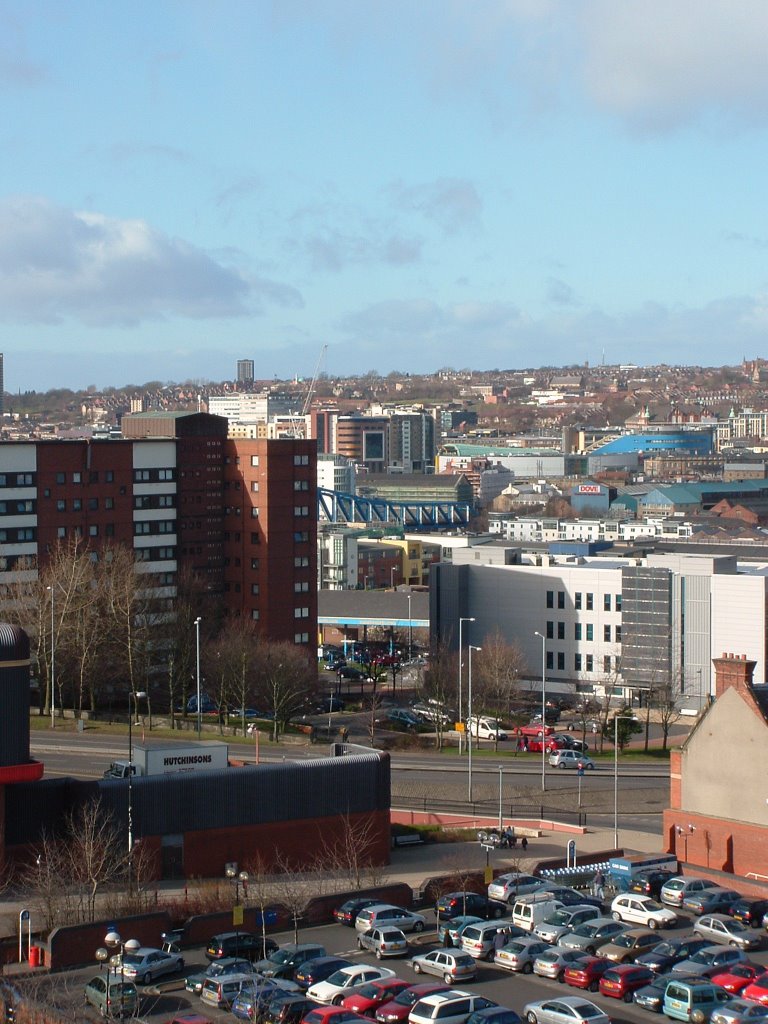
[391,794,587,827]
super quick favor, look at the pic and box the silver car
[488,874,547,903]
[711,1001,768,1024]
[533,950,589,981]
[535,907,600,944]
[671,945,747,977]
[522,996,610,1024]
[494,938,549,973]
[693,915,763,951]
[357,928,408,958]
[557,918,629,954]
[410,950,478,985]
[661,877,717,907]
[113,946,184,984]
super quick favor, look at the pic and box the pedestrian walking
[592,868,605,900]
[521,836,528,851]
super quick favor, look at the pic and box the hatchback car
[633,975,681,1014]
[342,980,412,1016]
[294,957,355,991]
[466,1010,520,1024]
[303,1009,370,1024]
[334,898,382,926]
[599,964,656,1002]
[494,937,549,974]
[232,978,305,1021]
[672,946,748,977]
[201,973,257,1010]
[522,997,610,1024]
[562,956,613,992]
[84,975,139,1018]
[358,928,409,959]
[548,751,596,770]
[206,931,278,962]
[636,938,712,973]
[488,874,547,903]
[263,994,321,1024]
[436,892,505,921]
[409,992,497,1024]
[375,984,452,1024]
[534,906,600,944]
[740,973,768,1005]
[460,922,516,960]
[308,965,396,1005]
[557,918,628,954]
[684,889,743,916]
[710,999,768,1024]
[410,950,478,985]
[731,899,768,929]
[439,917,485,949]
[661,878,718,907]
[630,871,677,900]
[610,893,678,929]
[256,944,328,979]
[694,915,763,951]
[356,905,427,934]
[599,929,661,963]
[185,956,256,995]
[533,950,590,982]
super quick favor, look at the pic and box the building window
[586,623,594,642]
[158,495,174,507]
[105,470,114,482]
[73,499,82,511]
[251,532,260,544]
[557,622,565,640]
[294,556,309,567]
[615,625,622,643]
[557,591,565,609]
[574,653,582,671]
[72,472,81,484]
[134,469,150,482]
[586,593,594,610]
[586,654,593,672]
[18,528,34,541]
[105,497,114,510]
[105,524,114,537]
[294,505,309,517]
[251,481,260,492]
[616,593,622,611]
[294,607,309,618]
[57,526,66,539]
[293,454,309,466]
[16,473,33,486]
[89,471,99,483]
[546,621,554,639]
[56,472,65,485]
[604,594,611,611]
[604,624,611,642]
[251,557,259,569]
[603,655,612,673]
[135,522,150,535]
[251,584,259,595]
[56,499,66,512]
[574,623,582,641]
[252,609,260,620]
[88,498,98,511]
[574,592,582,610]
[294,531,309,542]
[557,652,565,671]
[546,590,554,608]
[89,525,98,537]
[545,651,554,671]
[158,468,173,481]
[250,507,259,518]
[158,521,174,533]
[250,455,260,467]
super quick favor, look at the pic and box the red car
[711,963,764,995]
[303,1010,370,1024]
[374,984,451,1024]
[599,964,655,1002]
[563,956,613,992]
[342,980,411,1016]
[741,973,768,1006]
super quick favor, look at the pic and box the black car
[635,937,711,973]
[630,871,676,900]
[435,891,506,920]
[337,666,370,680]
[466,1010,521,1024]
[333,898,382,926]
[538,885,603,909]
[293,956,354,991]
[205,931,278,962]
[731,898,768,928]
[254,943,327,980]
[263,995,321,1024]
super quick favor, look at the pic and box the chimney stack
[712,652,756,700]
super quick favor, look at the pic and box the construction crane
[288,344,327,438]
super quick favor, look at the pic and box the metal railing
[391,794,587,827]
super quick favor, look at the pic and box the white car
[610,893,678,929]
[467,716,508,741]
[307,964,395,1004]
[548,750,595,770]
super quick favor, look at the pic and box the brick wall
[662,808,768,887]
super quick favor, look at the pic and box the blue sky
[2,0,768,391]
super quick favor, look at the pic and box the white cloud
[0,197,301,325]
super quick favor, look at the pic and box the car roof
[417,992,474,1006]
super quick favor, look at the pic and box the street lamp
[613,714,638,847]
[458,617,475,753]
[391,566,397,590]
[467,645,481,802]
[194,616,202,739]
[127,689,147,898]
[533,631,547,793]
[225,865,250,941]
[104,930,140,1019]
[407,593,412,662]
[498,765,504,831]
[675,824,695,863]
[47,585,55,729]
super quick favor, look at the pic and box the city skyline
[2,1,768,391]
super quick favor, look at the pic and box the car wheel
[493,906,503,919]
[358,939,365,949]
[143,973,152,984]
[414,921,424,933]
[586,946,596,955]
[557,971,566,983]
[523,962,533,974]
[589,980,600,993]
[567,723,574,731]
[586,763,594,770]
[624,992,634,1003]
[444,974,453,985]
[332,996,343,1006]
[558,762,566,770]
[178,959,184,969]
[649,919,659,930]
[612,912,622,921]
[413,963,422,974]
[526,1014,538,1024]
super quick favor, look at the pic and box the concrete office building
[208,392,295,425]
[236,358,254,383]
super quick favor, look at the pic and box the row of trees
[1,538,318,737]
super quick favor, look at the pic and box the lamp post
[104,931,140,1019]
[127,689,147,898]
[458,617,475,755]
[391,566,397,590]
[613,714,638,847]
[467,645,481,802]
[225,865,250,941]
[407,593,412,662]
[498,765,504,831]
[194,616,202,739]
[47,585,55,728]
[533,631,547,792]
[675,824,695,863]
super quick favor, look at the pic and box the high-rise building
[237,359,255,383]
[0,352,4,417]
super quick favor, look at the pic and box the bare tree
[254,642,318,741]
[418,640,457,750]
[61,798,126,922]
[474,631,526,748]
[271,854,325,944]
[319,813,389,890]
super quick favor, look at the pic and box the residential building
[317,453,356,498]
[236,359,254,383]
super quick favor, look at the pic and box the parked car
[548,751,596,770]
[374,984,452,1024]
[334,899,382,927]
[358,928,409,959]
[671,945,748,977]
[303,1009,371,1024]
[693,915,764,951]
[663,978,732,1022]
[409,992,497,1024]
[337,666,371,680]
[537,887,602,911]
[255,944,328,979]
[206,931,278,962]
[534,906,601,944]
[559,735,590,753]
[467,716,508,741]
[599,964,656,1002]
[710,963,765,995]
[263,994,321,1024]
[740,973,768,1006]
[466,1010,520,1024]
[488,874,547,903]
[661,877,718,907]
[494,937,550,974]
[409,950,478,985]
[186,957,256,995]
[522,996,610,1024]
[294,958,355,991]
[562,956,613,992]
[379,708,426,730]
[610,894,678,929]
[232,979,306,1021]
[633,975,682,1014]
[557,918,629,954]
[84,975,139,1018]
[201,973,257,1010]
[438,917,485,949]
[342,980,412,1016]
[684,889,743,916]
[436,892,506,921]
[710,999,768,1024]
[636,938,712,973]
[629,871,677,901]
[113,945,184,984]
[308,965,396,1005]
[461,922,517,961]
[533,950,591,982]
[356,905,426,934]
[731,899,768,929]
[599,929,661,964]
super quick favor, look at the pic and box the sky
[2,0,768,391]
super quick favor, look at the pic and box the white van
[467,716,508,741]
[512,895,563,933]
